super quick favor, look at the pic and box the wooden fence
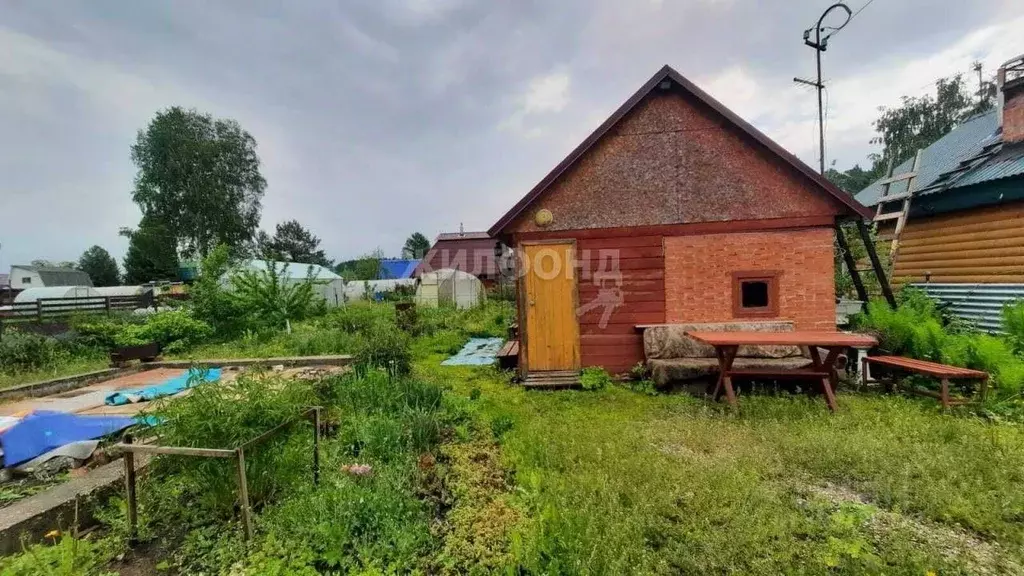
[0,295,151,322]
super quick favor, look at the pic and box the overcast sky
[1,0,1021,270]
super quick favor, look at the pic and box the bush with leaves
[580,367,611,391]
[854,288,1024,395]
[230,260,320,331]
[0,331,67,373]
[1003,300,1024,356]
[121,310,214,353]
[189,244,247,336]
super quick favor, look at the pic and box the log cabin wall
[891,201,1024,284]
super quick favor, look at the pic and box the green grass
[0,357,110,390]
[419,357,1024,574]
[7,299,1024,574]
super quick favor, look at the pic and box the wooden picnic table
[685,331,878,412]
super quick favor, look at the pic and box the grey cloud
[0,0,1016,269]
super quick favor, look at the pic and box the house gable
[492,66,869,237]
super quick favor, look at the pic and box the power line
[828,0,877,39]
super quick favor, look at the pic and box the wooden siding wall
[577,233,665,373]
[892,201,1024,284]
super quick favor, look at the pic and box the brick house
[415,231,502,288]
[488,65,872,379]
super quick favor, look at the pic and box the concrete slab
[0,456,149,555]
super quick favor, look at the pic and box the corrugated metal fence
[912,283,1024,332]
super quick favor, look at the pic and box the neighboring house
[855,55,1024,331]
[415,231,502,287]
[0,274,9,288]
[9,265,93,289]
[489,64,872,378]
[377,259,420,280]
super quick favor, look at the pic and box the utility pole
[794,3,851,174]
[795,3,897,309]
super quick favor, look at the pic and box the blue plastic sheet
[106,368,221,406]
[0,411,139,467]
[441,338,504,366]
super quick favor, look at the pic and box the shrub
[353,322,412,378]
[230,260,320,331]
[126,310,213,352]
[1003,299,1024,356]
[580,367,611,391]
[854,290,1024,396]
[0,331,66,373]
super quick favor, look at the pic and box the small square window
[741,280,769,308]
[22,277,32,284]
[732,271,780,318]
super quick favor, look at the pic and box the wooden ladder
[873,149,924,270]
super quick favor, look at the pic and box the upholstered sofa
[643,322,812,387]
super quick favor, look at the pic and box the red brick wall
[663,227,836,330]
[1004,83,1024,144]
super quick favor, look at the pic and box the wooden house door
[523,242,580,372]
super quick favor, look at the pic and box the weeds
[580,366,611,391]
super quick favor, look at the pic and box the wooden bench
[862,356,988,408]
[496,340,519,371]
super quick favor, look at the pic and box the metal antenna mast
[794,3,897,308]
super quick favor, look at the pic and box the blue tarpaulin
[441,338,504,366]
[105,368,222,406]
[377,259,420,280]
[0,411,139,467]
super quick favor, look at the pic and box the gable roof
[12,265,93,287]
[489,64,872,236]
[855,110,1004,207]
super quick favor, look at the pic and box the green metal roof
[854,110,1001,207]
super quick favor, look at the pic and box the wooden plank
[580,324,642,335]
[575,246,664,259]
[899,226,1024,247]
[578,301,665,315]
[897,246,1024,263]
[894,256,1024,270]
[114,444,236,458]
[514,216,835,242]
[864,356,987,378]
[575,258,663,271]
[895,265,1024,277]
[579,334,644,345]
[899,203,1024,234]
[898,235,1024,255]
[577,236,665,249]
[901,216,1024,241]
[874,212,903,222]
[687,331,877,347]
[893,274,1024,284]
[876,171,918,185]
[578,311,665,325]
[577,289,665,303]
